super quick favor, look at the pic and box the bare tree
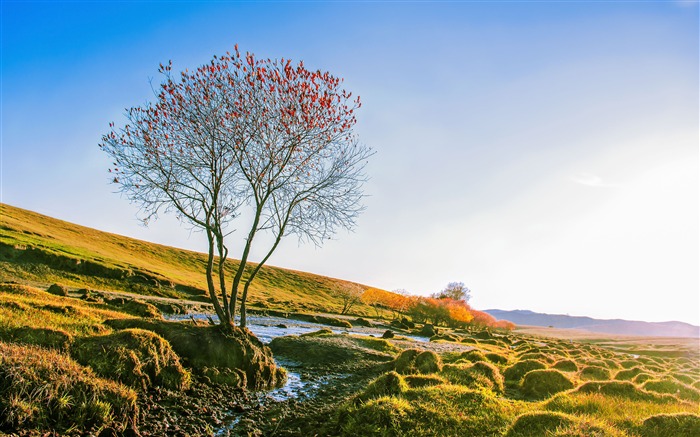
[433,281,471,302]
[331,283,365,316]
[101,46,372,328]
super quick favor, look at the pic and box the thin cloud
[570,172,618,188]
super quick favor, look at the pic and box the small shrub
[357,371,409,402]
[504,359,547,382]
[552,359,578,372]
[520,369,574,399]
[637,413,700,437]
[403,374,446,388]
[579,365,611,381]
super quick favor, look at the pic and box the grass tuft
[520,369,574,399]
[0,342,137,433]
[72,328,191,391]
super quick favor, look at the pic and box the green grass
[0,203,387,316]
[0,342,137,434]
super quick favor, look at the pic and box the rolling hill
[484,309,700,338]
[0,203,379,315]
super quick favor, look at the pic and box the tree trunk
[205,229,227,324]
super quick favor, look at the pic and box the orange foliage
[362,288,514,331]
[362,288,412,315]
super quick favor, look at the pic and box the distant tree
[361,288,412,318]
[101,45,372,328]
[433,281,471,302]
[333,283,365,315]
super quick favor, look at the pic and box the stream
[165,313,424,435]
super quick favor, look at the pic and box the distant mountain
[483,309,700,338]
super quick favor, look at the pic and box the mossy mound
[3,326,73,350]
[576,381,670,402]
[579,365,611,381]
[642,379,700,402]
[353,317,373,327]
[415,351,443,374]
[618,359,638,369]
[300,328,333,337]
[337,396,413,436]
[394,349,421,374]
[614,366,645,381]
[633,373,655,384]
[505,411,577,437]
[46,283,68,297]
[270,331,394,373]
[72,328,190,391]
[520,369,574,399]
[404,374,446,388]
[393,349,442,374]
[106,319,285,389]
[505,411,623,437]
[442,361,504,393]
[430,333,460,343]
[0,342,137,434]
[456,349,488,363]
[485,352,509,365]
[518,352,554,364]
[338,384,517,437]
[504,359,547,383]
[116,300,162,319]
[552,359,578,372]
[637,413,700,437]
[357,371,409,402]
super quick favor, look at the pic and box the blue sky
[2,1,698,324]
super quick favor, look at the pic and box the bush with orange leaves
[361,288,412,318]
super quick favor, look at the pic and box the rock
[276,324,288,329]
[381,330,395,339]
[46,283,68,296]
[353,317,373,327]
[401,318,415,329]
[418,324,437,337]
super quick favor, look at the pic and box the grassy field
[0,203,382,316]
[1,203,698,436]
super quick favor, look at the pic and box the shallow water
[167,313,427,344]
[165,313,430,435]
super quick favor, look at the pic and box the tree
[433,281,471,302]
[332,283,365,315]
[100,45,372,328]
